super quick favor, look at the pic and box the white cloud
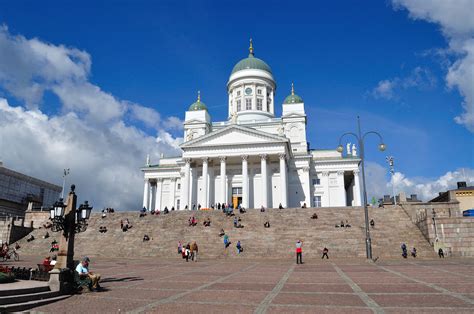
[0,26,183,210]
[365,161,474,201]
[371,67,436,100]
[392,0,474,132]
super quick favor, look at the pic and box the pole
[358,116,372,260]
[61,169,70,199]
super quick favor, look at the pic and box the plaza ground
[2,255,474,313]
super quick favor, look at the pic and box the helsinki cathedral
[141,40,361,210]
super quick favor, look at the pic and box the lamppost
[337,116,386,260]
[48,184,92,292]
[61,168,70,199]
[386,156,396,205]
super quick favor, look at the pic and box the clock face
[245,87,252,95]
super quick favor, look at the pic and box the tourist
[438,248,444,258]
[44,231,50,239]
[322,247,329,259]
[203,217,211,227]
[193,204,196,210]
[301,203,307,208]
[75,256,101,292]
[296,240,303,264]
[50,240,59,252]
[239,206,246,214]
[120,220,124,230]
[143,234,150,241]
[171,206,175,211]
[236,240,243,254]
[15,242,20,250]
[218,203,221,210]
[401,243,408,258]
[264,221,270,228]
[218,229,225,237]
[345,220,351,228]
[340,220,345,228]
[190,241,198,262]
[260,205,265,212]
[42,256,51,266]
[233,216,243,228]
[370,219,375,228]
[279,203,283,209]
[102,211,107,219]
[223,234,230,248]
[164,207,169,214]
[198,204,201,210]
[178,241,182,254]
[27,235,35,242]
[411,247,417,258]
[50,255,57,266]
[311,213,318,219]
[185,244,191,262]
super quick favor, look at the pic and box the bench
[30,264,52,281]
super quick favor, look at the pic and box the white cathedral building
[141,41,362,210]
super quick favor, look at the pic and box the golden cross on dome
[249,38,254,56]
[291,82,295,95]
[197,90,201,102]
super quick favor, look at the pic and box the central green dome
[231,39,272,75]
[188,91,207,111]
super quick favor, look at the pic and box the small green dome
[283,83,303,104]
[188,91,207,111]
[231,39,272,75]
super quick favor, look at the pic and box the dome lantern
[283,83,304,104]
[188,90,208,111]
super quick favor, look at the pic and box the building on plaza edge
[141,40,361,210]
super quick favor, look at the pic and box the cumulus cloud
[365,161,474,201]
[0,26,183,210]
[371,67,436,100]
[392,0,474,132]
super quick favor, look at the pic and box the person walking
[296,240,303,264]
[236,241,243,254]
[438,248,444,258]
[321,247,329,259]
[191,241,198,262]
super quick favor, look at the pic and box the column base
[48,268,75,293]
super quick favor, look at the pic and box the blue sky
[0,0,472,208]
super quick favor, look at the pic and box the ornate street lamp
[48,184,93,293]
[386,156,396,205]
[337,116,386,260]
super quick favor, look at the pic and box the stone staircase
[16,206,436,260]
[0,282,69,312]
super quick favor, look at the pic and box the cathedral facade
[141,42,361,210]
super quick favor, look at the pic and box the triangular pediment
[180,124,288,148]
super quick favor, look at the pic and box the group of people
[42,255,57,271]
[335,220,351,228]
[101,207,115,218]
[178,241,199,262]
[401,243,417,258]
[188,216,197,226]
[233,216,244,228]
[120,219,132,232]
[295,240,329,264]
[50,240,59,252]
[99,226,108,233]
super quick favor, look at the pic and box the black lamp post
[48,184,92,292]
[337,116,386,260]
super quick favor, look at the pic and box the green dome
[283,83,303,104]
[284,94,303,104]
[188,91,207,111]
[231,55,272,75]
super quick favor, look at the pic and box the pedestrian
[223,234,230,248]
[370,219,375,228]
[438,248,444,258]
[178,241,182,254]
[296,240,303,264]
[236,241,243,254]
[190,241,198,262]
[411,247,417,258]
[185,243,191,262]
[321,247,329,259]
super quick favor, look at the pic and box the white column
[220,156,227,204]
[142,179,150,210]
[202,157,209,208]
[322,171,330,207]
[353,169,361,206]
[181,158,191,210]
[253,84,257,110]
[279,153,288,208]
[337,170,346,206]
[170,178,176,208]
[260,154,268,208]
[242,155,249,208]
[302,167,311,206]
[154,179,162,210]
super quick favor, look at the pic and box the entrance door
[232,187,242,209]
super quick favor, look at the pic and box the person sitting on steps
[143,234,150,241]
[203,217,211,227]
[311,213,318,219]
[279,203,283,209]
[264,221,270,228]
[219,229,225,237]
[233,216,243,228]
[260,205,265,212]
[340,220,345,228]
[301,203,307,208]
[370,219,375,228]
[322,247,329,259]
[345,220,351,228]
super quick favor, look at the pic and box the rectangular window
[237,100,241,111]
[312,178,320,185]
[313,196,322,207]
[245,98,252,110]
[257,89,262,95]
[257,98,263,110]
[176,199,180,210]
[237,90,241,96]
[177,183,181,190]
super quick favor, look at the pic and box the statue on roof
[352,144,357,157]
[146,154,150,166]
[346,143,351,156]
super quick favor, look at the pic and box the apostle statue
[352,144,357,157]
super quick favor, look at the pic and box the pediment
[180,124,288,148]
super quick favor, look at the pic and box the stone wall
[24,210,50,229]
[0,217,33,244]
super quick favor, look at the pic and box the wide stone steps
[17,206,436,259]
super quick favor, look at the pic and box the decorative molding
[184,158,192,164]
[279,153,286,160]
[322,171,330,176]
[353,169,360,175]
[302,166,310,172]
[219,156,227,162]
[241,155,249,161]
[337,170,345,175]
[260,154,268,160]
[202,157,209,163]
